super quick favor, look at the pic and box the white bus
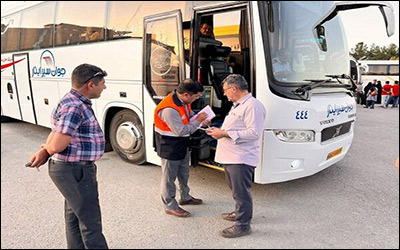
[359,60,399,86]
[1,1,395,184]
[350,57,370,84]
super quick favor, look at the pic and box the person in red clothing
[381,81,392,108]
[385,80,399,108]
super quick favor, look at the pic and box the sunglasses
[84,71,104,83]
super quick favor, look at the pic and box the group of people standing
[27,63,266,248]
[355,79,399,109]
[154,75,266,238]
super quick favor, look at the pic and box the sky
[1,1,399,49]
[339,1,399,48]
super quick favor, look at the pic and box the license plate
[327,147,343,160]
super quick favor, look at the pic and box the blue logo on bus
[295,110,309,120]
[327,104,354,118]
[32,50,66,77]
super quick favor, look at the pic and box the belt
[49,159,94,166]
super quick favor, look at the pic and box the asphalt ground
[1,104,399,249]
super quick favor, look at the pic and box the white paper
[190,105,216,127]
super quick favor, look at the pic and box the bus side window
[1,13,21,53]
[19,2,55,50]
[55,1,106,46]
[183,21,191,63]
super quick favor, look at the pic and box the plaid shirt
[51,89,105,162]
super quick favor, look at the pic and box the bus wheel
[110,110,146,164]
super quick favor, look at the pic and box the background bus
[1,1,395,184]
[359,60,399,87]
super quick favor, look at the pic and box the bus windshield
[266,1,350,85]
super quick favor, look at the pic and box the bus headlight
[274,130,315,142]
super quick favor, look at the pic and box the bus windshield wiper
[294,78,334,94]
[325,74,355,91]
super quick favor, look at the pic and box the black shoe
[220,225,252,238]
[179,197,203,205]
[221,211,236,221]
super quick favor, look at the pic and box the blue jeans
[392,96,399,107]
[385,96,399,108]
[48,160,108,249]
[366,100,376,108]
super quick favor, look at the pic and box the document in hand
[190,105,216,124]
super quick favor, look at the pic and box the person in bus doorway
[207,74,266,238]
[199,22,215,39]
[26,64,109,249]
[154,79,211,218]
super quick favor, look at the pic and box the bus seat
[199,37,222,50]
[198,38,223,86]
[208,46,232,99]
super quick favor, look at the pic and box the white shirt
[215,93,266,167]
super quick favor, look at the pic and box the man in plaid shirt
[28,64,108,249]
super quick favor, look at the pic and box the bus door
[1,57,21,120]
[142,10,185,165]
[13,53,37,124]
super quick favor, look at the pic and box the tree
[350,42,369,60]
[350,42,399,60]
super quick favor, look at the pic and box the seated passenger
[272,49,291,79]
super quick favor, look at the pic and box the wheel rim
[116,122,143,153]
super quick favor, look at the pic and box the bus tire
[109,110,146,164]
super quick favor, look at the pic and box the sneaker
[220,225,252,238]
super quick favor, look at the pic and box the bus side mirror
[315,25,327,52]
[379,6,395,37]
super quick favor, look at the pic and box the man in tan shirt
[207,74,266,238]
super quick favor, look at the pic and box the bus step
[197,161,224,171]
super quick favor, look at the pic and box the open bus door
[13,53,37,124]
[142,10,186,166]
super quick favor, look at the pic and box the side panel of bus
[1,56,22,120]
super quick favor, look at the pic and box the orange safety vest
[154,93,191,135]
[153,92,192,160]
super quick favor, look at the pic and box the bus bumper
[254,126,354,184]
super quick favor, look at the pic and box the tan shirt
[215,93,266,167]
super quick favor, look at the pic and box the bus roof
[1,1,44,17]
[359,60,399,65]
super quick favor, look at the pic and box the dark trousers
[48,160,108,249]
[366,100,376,108]
[223,164,255,227]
